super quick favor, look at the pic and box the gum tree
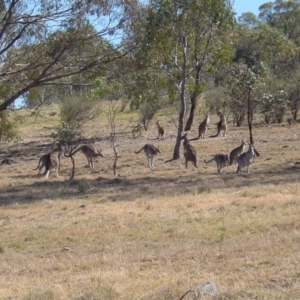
[136,0,235,159]
[0,0,137,112]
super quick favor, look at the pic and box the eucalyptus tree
[0,0,137,113]
[230,16,297,127]
[258,0,300,46]
[257,1,300,120]
[134,0,235,159]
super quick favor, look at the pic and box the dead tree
[64,140,81,180]
[107,102,121,176]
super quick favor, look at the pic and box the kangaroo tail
[204,157,214,164]
[254,147,260,157]
[209,131,220,138]
[70,146,83,156]
[188,135,200,142]
[33,159,41,170]
[135,147,144,154]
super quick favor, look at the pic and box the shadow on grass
[1,163,300,206]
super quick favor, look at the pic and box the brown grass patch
[0,109,300,299]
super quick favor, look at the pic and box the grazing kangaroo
[211,111,227,137]
[189,113,210,141]
[229,139,246,165]
[156,121,165,139]
[135,144,161,170]
[71,144,103,172]
[204,154,229,174]
[34,149,61,178]
[181,133,197,168]
[236,144,255,174]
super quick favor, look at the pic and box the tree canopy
[0,0,136,111]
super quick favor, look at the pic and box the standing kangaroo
[181,133,197,168]
[34,149,61,178]
[229,139,246,165]
[135,144,161,170]
[156,121,165,139]
[71,144,103,172]
[189,113,210,141]
[204,154,229,174]
[236,144,255,174]
[210,111,227,137]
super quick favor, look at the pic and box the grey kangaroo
[34,149,61,178]
[135,144,161,170]
[236,144,255,174]
[210,111,227,138]
[189,113,210,141]
[181,133,197,168]
[71,144,103,172]
[229,139,246,165]
[156,121,165,139]
[204,154,229,174]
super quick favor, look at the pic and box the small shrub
[60,95,100,126]
[0,111,21,142]
[51,121,80,144]
[77,182,90,194]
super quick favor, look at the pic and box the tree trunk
[185,66,201,131]
[69,155,75,180]
[247,87,253,144]
[185,92,196,131]
[247,87,260,157]
[172,36,187,160]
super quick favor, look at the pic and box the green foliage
[90,76,124,101]
[0,111,21,142]
[50,121,80,144]
[60,95,100,128]
[261,88,288,124]
[258,0,300,46]
[23,86,59,108]
[51,95,100,144]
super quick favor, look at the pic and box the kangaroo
[181,133,197,168]
[71,144,103,172]
[204,154,229,174]
[34,149,61,178]
[156,121,165,139]
[236,144,255,174]
[135,144,161,170]
[210,111,227,137]
[189,113,210,141]
[229,139,246,165]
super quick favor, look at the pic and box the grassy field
[0,105,300,299]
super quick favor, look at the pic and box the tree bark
[185,92,196,131]
[172,36,187,160]
[247,87,254,144]
[247,87,260,157]
[185,66,201,131]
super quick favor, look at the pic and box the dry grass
[1,106,300,299]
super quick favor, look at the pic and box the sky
[233,0,267,18]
